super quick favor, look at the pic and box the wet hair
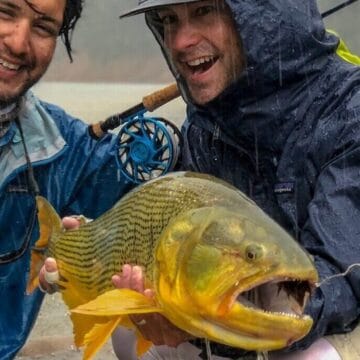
[24,0,83,62]
[60,0,84,62]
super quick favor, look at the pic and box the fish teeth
[0,58,20,70]
[187,56,214,67]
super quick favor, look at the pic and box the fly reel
[116,115,182,184]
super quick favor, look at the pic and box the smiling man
[0,0,63,103]
[0,1,132,358]
[118,0,360,359]
[156,0,244,105]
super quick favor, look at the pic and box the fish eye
[245,244,263,262]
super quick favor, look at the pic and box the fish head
[154,206,318,351]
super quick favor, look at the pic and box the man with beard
[0,0,132,358]
[110,0,360,359]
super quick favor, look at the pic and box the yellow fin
[136,335,152,356]
[72,289,162,316]
[26,251,45,294]
[82,317,122,360]
[71,290,161,359]
[35,196,62,247]
[26,196,63,294]
[71,313,118,348]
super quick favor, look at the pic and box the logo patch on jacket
[274,182,295,194]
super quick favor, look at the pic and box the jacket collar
[0,91,66,189]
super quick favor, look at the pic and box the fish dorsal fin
[71,289,162,317]
[26,197,63,294]
[35,196,63,248]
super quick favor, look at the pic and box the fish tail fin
[26,196,62,294]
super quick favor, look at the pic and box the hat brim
[120,0,197,18]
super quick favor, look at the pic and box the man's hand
[38,216,82,293]
[112,264,193,347]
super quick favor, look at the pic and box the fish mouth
[209,275,318,349]
[236,277,314,319]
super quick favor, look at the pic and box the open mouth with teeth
[237,278,313,318]
[208,275,318,350]
[0,58,21,71]
[186,56,218,74]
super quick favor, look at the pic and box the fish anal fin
[71,289,163,317]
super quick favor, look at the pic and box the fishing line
[321,0,360,18]
[205,338,213,360]
[256,351,269,360]
[315,263,360,287]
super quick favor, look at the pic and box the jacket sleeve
[42,102,134,218]
[291,142,360,350]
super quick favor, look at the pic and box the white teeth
[187,56,214,67]
[0,58,20,70]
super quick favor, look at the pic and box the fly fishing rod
[89,83,180,139]
[321,0,360,18]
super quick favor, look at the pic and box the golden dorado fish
[27,172,318,359]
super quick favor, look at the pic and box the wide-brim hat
[120,0,198,18]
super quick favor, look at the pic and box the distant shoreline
[33,82,186,127]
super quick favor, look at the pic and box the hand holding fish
[112,264,193,347]
[38,216,82,293]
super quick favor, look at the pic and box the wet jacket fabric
[0,92,132,359]
[147,0,360,356]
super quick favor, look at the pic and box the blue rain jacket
[146,0,360,357]
[0,92,132,359]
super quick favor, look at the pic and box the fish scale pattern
[47,173,240,304]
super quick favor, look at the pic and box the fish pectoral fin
[71,290,161,358]
[71,313,121,358]
[71,289,163,317]
[82,317,122,360]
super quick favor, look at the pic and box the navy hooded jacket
[145,0,360,355]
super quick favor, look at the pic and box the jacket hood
[227,0,338,93]
[146,0,342,150]
[147,0,339,101]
